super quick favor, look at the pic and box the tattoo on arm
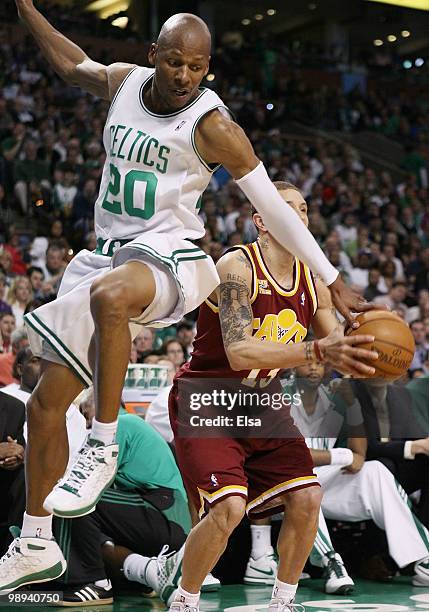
[236,253,252,270]
[218,280,253,348]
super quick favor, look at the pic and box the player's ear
[253,213,265,232]
[148,43,158,66]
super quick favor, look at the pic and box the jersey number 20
[101,163,157,220]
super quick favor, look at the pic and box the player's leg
[0,360,84,593]
[44,261,159,518]
[90,260,156,424]
[269,485,321,608]
[310,506,355,595]
[169,495,246,610]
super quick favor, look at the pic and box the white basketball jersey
[95,66,229,241]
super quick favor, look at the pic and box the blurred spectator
[374,282,408,317]
[7,276,32,327]
[0,388,25,555]
[39,243,66,288]
[175,319,196,359]
[410,321,429,371]
[0,273,12,315]
[26,266,44,298]
[161,338,186,372]
[0,327,28,386]
[0,312,15,354]
[354,380,429,528]
[133,328,154,360]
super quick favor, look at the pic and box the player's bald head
[157,13,211,57]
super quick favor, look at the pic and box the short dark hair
[27,266,44,278]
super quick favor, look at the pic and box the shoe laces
[326,553,346,579]
[60,441,106,494]
[0,539,42,572]
[155,544,178,588]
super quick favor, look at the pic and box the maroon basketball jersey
[178,240,318,385]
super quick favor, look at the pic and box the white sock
[250,524,272,559]
[174,585,200,607]
[272,578,297,604]
[90,418,118,445]
[21,512,53,540]
[123,553,152,586]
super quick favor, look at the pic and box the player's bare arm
[196,110,385,327]
[15,0,134,99]
[216,252,375,375]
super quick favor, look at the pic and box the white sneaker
[0,537,66,594]
[169,603,199,612]
[244,546,278,585]
[323,551,354,594]
[43,438,118,518]
[413,557,429,586]
[268,600,305,611]
[201,572,221,592]
[140,544,185,605]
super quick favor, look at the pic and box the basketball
[347,311,415,380]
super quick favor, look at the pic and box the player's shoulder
[216,246,254,285]
[106,63,146,101]
[196,103,239,141]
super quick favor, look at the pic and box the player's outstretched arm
[216,252,378,377]
[196,110,381,327]
[15,0,134,99]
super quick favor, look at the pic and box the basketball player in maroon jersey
[165,181,379,612]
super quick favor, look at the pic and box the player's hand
[0,441,24,461]
[411,438,429,456]
[328,275,389,329]
[318,325,378,377]
[342,452,365,474]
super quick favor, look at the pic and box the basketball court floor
[108,580,429,611]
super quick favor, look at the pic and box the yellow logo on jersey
[258,279,272,295]
[252,308,307,344]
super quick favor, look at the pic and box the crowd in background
[0,19,428,378]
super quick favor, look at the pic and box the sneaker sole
[56,597,113,607]
[244,576,275,585]
[325,584,355,595]
[44,473,117,518]
[412,577,429,587]
[0,559,66,595]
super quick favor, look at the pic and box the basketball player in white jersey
[0,1,380,593]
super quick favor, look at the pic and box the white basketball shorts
[24,232,219,387]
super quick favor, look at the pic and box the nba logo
[300,292,306,306]
[175,120,186,131]
[210,474,219,487]
[36,528,42,538]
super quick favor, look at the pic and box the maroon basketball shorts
[169,383,319,519]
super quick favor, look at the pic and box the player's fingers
[346,346,379,361]
[343,334,375,345]
[341,355,376,376]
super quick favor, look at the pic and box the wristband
[329,447,354,467]
[314,340,324,363]
[403,441,415,460]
